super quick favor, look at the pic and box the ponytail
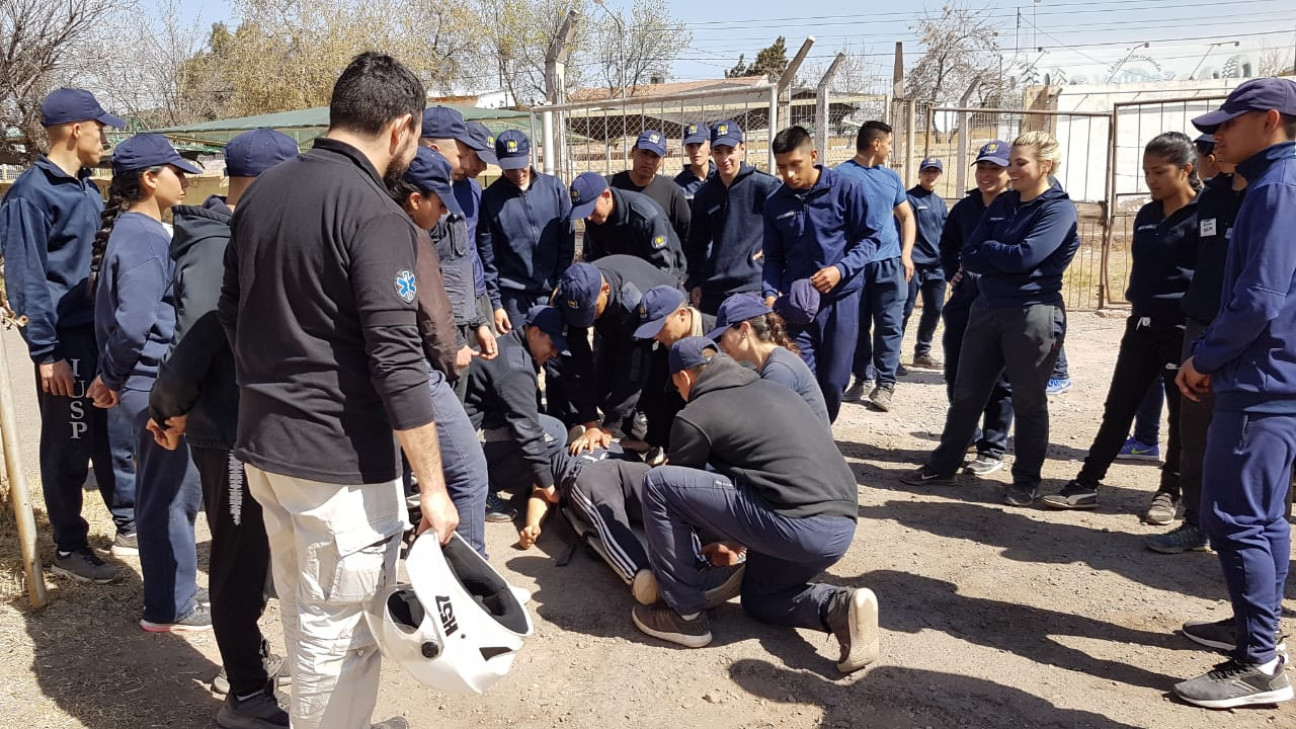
[743,312,801,356]
[1145,131,1202,192]
[89,169,150,295]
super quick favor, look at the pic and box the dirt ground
[2,311,1295,729]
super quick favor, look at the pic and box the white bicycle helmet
[366,532,533,694]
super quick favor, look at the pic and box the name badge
[1201,218,1217,237]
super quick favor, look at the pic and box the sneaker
[485,492,517,523]
[898,466,958,488]
[1040,480,1098,510]
[1003,482,1039,507]
[1045,378,1072,395]
[371,719,410,729]
[1117,436,1161,462]
[1173,657,1294,709]
[1182,617,1290,654]
[140,602,214,633]
[632,569,660,606]
[844,379,870,402]
[51,547,119,584]
[963,454,1004,477]
[896,363,910,377]
[196,587,211,607]
[1146,522,1210,554]
[111,531,139,557]
[631,604,713,648]
[1143,491,1178,526]
[212,653,289,696]
[216,687,289,728]
[911,353,942,370]
[700,564,746,610]
[868,384,894,412]
[825,587,880,673]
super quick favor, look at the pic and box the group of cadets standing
[5,65,1296,725]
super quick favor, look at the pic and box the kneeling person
[634,338,879,673]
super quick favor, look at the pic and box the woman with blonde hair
[902,131,1080,507]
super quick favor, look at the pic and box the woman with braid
[88,134,208,632]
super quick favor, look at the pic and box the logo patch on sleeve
[395,269,417,302]
[652,235,666,250]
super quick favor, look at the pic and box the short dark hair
[771,126,813,155]
[856,120,892,152]
[1283,113,1296,140]
[330,52,426,137]
[387,177,419,207]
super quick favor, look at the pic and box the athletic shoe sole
[215,703,289,729]
[110,544,139,557]
[1116,453,1161,462]
[631,610,713,648]
[1175,685,1294,709]
[140,619,213,633]
[1146,539,1210,555]
[838,588,880,673]
[899,471,959,488]
[50,565,117,585]
[963,459,1005,476]
[702,566,746,610]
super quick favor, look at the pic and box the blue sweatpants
[36,326,136,552]
[901,265,947,358]
[642,465,855,630]
[852,256,906,386]
[120,387,202,623]
[1200,410,1296,665]
[792,287,861,423]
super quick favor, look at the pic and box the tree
[905,3,1002,106]
[725,54,748,79]
[725,37,789,82]
[0,0,126,164]
[85,0,206,127]
[476,0,589,106]
[590,0,689,95]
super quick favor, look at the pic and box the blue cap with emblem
[466,122,499,166]
[111,134,203,175]
[568,171,608,220]
[421,106,488,153]
[40,87,126,128]
[973,140,1010,167]
[555,262,604,328]
[711,120,743,148]
[495,130,531,171]
[633,285,687,340]
[404,147,464,217]
[635,129,667,157]
[524,305,570,356]
[706,293,772,340]
[1193,77,1296,133]
[919,156,943,172]
[773,278,820,328]
[224,128,298,177]
[682,122,709,145]
[669,336,718,375]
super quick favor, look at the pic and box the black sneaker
[1145,522,1209,554]
[898,466,958,488]
[140,602,213,633]
[963,454,1004,477]
[1040,479,1098,510]
[1181,617,1291,654]
[631,604,713,648]
[912,353,942,369]
[1003,482,1039,507]
[485,492,517,523]
[844,379,870,402]
[1173,657,1294,709]
[111,531,139,557]
[216,686,289,728]
[213,653,290,696]
[51,547,119,584]
[825,587,880,673]
[896,363,910,377]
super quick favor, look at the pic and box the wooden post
[0,321,47,609]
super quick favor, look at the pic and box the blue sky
[174,0,1296,86]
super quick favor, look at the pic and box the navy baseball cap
[633,286,687,339]
[1193,78,1296,133]
[635,130,667,157]
[706,293,772,340]
[919,157,943,172]
[1194,133,1216,155]
[466,122,498,166]
[682,122,709,145]
[568,172,608,220]
[711,120,743,148]
[421,106,477,148]
[555,262,605,328]
[111,134,202,175]
[974,140,1010,167]
[524,305,570,355]
[40,88,125,128]
[224,128,298,177]
[773,278,820,327]
[495,130,531,171]
[669,336,718,375]
[404,147,464,217]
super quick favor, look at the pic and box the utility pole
[891,40,904,126]
[814,53,846,158]
[543,10,579,176]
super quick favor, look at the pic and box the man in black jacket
[609,129,691,244]
[148,127,297,727]
[569,171,686,281]
[632,337,878,675]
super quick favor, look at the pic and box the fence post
[0,320,47,609]
[814,53,846,160]
[1099,109,1119,309]
[955,109,969,193]
[767,84,778,172]
[904,99,916,188]
[542,111,555,175]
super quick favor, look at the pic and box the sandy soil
[1,311,1294,729]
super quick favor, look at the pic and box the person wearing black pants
[1042,132,1201,518]
[147,129,298,727]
